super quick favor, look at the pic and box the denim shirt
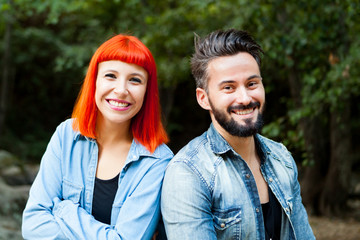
[22,119,173,240]
[161,124,315,240]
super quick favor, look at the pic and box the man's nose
[234,87,251,105]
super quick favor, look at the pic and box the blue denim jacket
[22,119,173,240]
[161,124,315,240]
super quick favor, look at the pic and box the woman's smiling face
[95,60,148,126]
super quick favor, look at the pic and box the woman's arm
[52,155,171,240]
[22,126,68,239]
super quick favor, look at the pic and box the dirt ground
[309,215,360,240]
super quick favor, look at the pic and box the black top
[261,187,282,240]
[92,173,119,224]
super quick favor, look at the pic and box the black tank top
[261,187,282,240]
[92,174,119,224]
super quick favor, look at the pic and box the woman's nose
[114,81,128,95]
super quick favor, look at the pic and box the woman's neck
[95,117,133,146]
[94,116,133,180]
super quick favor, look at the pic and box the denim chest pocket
[62,178,83,203]
[213,207,242,237]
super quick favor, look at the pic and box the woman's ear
[196,87,211,111]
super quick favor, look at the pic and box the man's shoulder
[256,134,286,149]
[257,134,295,167]
[164,131,217,191]
[168,130,220,172]
[172,131,210,161]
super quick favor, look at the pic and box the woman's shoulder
[50,118,85,145]
[55,118,74,131]
[54,118,80,137]
[154,143,174,160]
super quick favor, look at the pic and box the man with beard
[161,29,315,240]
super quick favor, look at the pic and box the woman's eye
[105,73,116,79]
[130,77,142,84]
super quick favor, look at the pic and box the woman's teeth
[109,100,129,107]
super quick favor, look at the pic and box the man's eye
[105,73,116,79]
[223,85,233,90]
[130,77,142,83]
[248,82,257,87]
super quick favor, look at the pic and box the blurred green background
[0,0,360,238]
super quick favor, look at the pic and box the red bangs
[96,35,154,77]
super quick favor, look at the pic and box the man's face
[196,52,265,138]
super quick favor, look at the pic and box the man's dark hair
[190,29,264,90]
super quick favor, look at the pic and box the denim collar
[207,123,270,160]
[129,139,160,159]
[207,123,234,155]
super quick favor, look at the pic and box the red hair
[72,34,168,152]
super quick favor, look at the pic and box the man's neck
[213,122,257,165]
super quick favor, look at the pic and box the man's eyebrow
[218,75,262,86]
[218,80,236,87]
[248,74,262,80]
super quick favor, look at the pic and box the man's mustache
[227,102,260,113]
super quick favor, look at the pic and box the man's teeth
[234,108,254,115]
[109,100,129,107]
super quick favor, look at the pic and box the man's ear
[196,87,211,111]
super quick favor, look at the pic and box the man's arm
[286,148,316,240]
[161,160,217,239]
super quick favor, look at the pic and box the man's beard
[209,100,264,137]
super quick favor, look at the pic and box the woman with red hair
[22,34,173,240]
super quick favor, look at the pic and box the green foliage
[0,0,359,164]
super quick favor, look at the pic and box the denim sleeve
[288,152,316,240]
[22,127,68,239]
[161,160,217,240]
[52,156,171,240]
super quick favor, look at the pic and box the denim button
[246,174,251,179]
[256,208,260,213]
[220,223,225,228]
[269,177,273,182]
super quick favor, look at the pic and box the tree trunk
[319,104,352,216]
[287,68,330,215]
[299,117,329,215]
[159,85,176,126]
[0,0,14,139]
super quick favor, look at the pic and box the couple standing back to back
[22,28,315,240]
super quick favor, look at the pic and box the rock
[2,164,39,186]
[0,150,19,168]
[0,178,30,216]
[0,149,39,185]
[0,215,23,240]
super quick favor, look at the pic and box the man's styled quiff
[190,29,264,90]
